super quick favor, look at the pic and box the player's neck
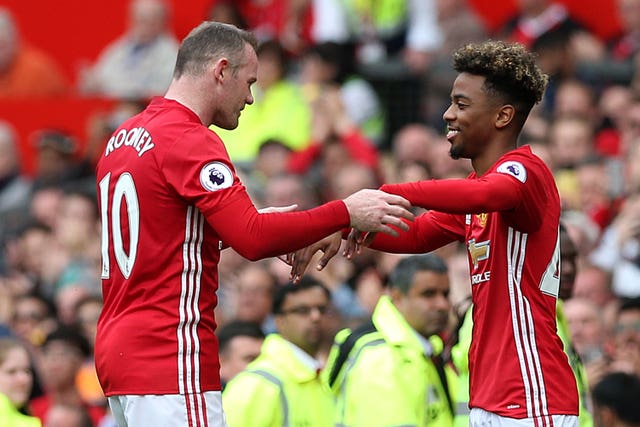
[165,78,212,125]
[472,142,517,176]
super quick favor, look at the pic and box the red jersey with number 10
[375,146,578,421]
[95,97,349,396]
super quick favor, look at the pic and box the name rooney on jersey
[104,127,155,158]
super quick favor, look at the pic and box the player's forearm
[380,175,520,213]
[369,216,456,253]
[208,193,349,261]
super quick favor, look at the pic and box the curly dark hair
[453,40,548,125]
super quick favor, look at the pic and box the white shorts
[108,392,226,427]
[469,408,579,427]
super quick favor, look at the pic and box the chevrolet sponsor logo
[468,238,490,269]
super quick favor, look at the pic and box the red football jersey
[95,97,349,396]
[375,146,578,419]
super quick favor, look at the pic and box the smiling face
[443,72,503,161]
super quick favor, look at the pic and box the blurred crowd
[1,0,640,426]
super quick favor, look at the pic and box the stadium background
[0,0,621,174]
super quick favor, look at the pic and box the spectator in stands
[327,253,454,427]
[577,0,640,87]
[622,139,640,196]
[260,173,318,212]
[617,99,640,156]
[549,115,597,171]
[78,0,178,99]
[30,130,93,192]
[0,7,68,98]
[208,1,246,29]
[208,0,314,56]
[46,188,101,299]
[223,277,334,427]
[552,79,599,124]
[389,123,436,175]
[287,86,380,198]
[29,327,106,426]
[547,114,598,211]
[561,209,602,256]
[572,265,616,309]
[83,100,147,166]
[29,188,100,303]
[0,121,30,212]
[591,371,640,427]
[9,294,57,351]
[245,139,293,197]
[555,225,594,426]
[71,296,104,409]
[44,403,93,427]
[499,0,604,114]
[575,156,621,230]
[0,337,40,427]
[563,297,610,388]
[217,320,265,389]
[54,287,92,329]
[297,41,385,145]
[590,193,640,298]
[338,0,443,74]
[611,0,640,63]
[0,121,31,271]
[424,0,488,126]
[231,262,278,333]
[608,297,640,376]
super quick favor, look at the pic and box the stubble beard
[449,144,462,160]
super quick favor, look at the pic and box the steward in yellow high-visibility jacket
[450,304,472,427]
[223,333,333,427]
[323,254,456,427]
[223,277,335,427]
[557,299,594,427]
[0,393,41,427]
[325,296,456,427]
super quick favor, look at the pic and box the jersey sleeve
[490,153,552,232]
[207,191,349,260]
[381,153,550,232]
[369,210,464,253]
[161,128,350,260]
[380,174,522,214]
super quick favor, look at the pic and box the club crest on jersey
[496,161,527,183]
[200,162,233,191]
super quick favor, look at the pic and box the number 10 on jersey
[99,172,140,280]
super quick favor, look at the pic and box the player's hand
[258,204,298,214]
[344,229,376,259]
[285,232,343,283]
[343,189,413,236]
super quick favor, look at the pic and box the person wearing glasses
[222,277,334,427]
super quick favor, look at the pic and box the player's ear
[213,58,229,82]
[495,104,514,129]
